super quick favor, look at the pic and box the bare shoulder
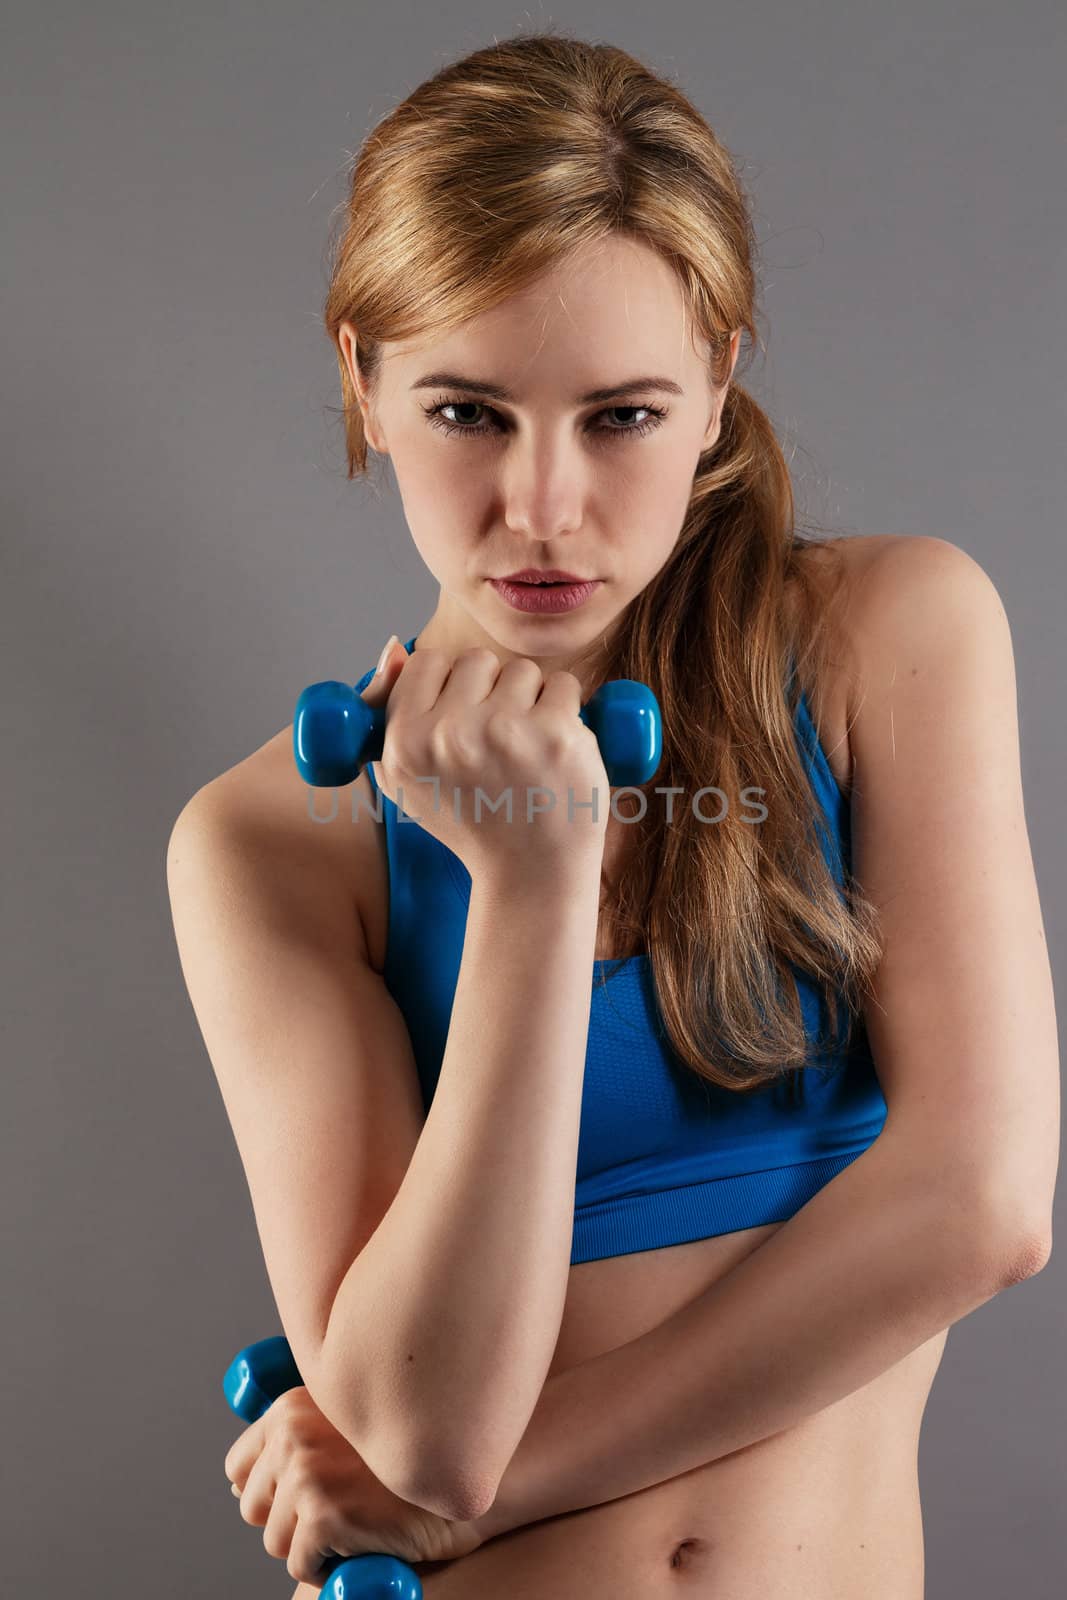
[824,534,1016,832]
[834,534,1010,698]
[795,531,899,637]
[783,534,893,794]
[798,532,1003,725]
[176,724,386,969]
[786,532,891,652]
[781,534,1000,799]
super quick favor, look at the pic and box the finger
[224,1416,265,1488]
[531,669,583,722]
[238,1446,280,1529]
[433,647,504,710]
[485,654,545,710]
[288,1519,341,1589]
[262,1471,299,1568]
[270,1475,339,1588]
[386,645,458,721]
[358,636,409,706]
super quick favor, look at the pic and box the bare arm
[318,859,604,1521]
[474,535,1059,1537]
[471,1120,1049,1540]
[172,639,611,1528]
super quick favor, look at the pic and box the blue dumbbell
[223,1335,423,1599]
[293,675,662,790]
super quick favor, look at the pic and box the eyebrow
[409,371,685,404]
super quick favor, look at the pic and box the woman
[170,32,1057,1599]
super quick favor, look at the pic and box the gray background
[4,2,1063,1594]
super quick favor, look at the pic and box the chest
[591,665,853,962]
[352,663,853,973]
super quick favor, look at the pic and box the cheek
[629,535,684,593]
[622,448,695,531]
[614,464,695,585]
[405,515,464,584]
[390,446,481,554]
[401,495,480,586]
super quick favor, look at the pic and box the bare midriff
[413,1231,945,1596]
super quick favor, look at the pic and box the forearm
[319,860,602,1516]
[474,1126,1034,1539]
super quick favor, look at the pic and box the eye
[420,395,669,442]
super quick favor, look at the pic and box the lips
[500,569,593,584]
[490,576,602,614]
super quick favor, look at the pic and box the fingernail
[375,633,399,676]
[231,1483,241,1496]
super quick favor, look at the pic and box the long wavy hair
[322,30,884,1093]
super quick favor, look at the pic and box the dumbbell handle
[223,1335,423,1599]
[293,675,662,790]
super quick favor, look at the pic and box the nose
[501,434,587,542]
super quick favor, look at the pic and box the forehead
[382,236,710,393]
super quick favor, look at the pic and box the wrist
[474,846,605,902]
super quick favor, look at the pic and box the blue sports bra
[352,636,887,1265]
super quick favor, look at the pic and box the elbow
[317,1367,500,1522]
[989,1224,1052,1287]
[390,1450,500,1523]
[360,1423,500,1522]
[390,1400,524,1520]
[368,1385,511,1520]
[971,1186,1053,1288]
[315,1336,507,1522]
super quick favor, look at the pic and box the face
[338,234,740,692]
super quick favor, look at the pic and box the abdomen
[417,1224,946,1598]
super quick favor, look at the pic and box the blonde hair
[323,29,883,1092]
